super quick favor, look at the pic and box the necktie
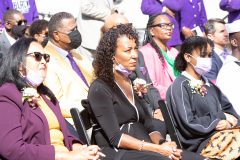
[67,52,89,88]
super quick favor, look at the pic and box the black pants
[101,148,206,160]
[152,118,167,139]
[65,119,79,139]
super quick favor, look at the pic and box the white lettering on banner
[12,0,30,14]
[198,2,201,12]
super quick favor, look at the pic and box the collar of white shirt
[182,71,210,87]
[50,41,71,66]
[3,28,16,45]
[214,47,230,62]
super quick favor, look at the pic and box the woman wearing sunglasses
[140,13,179,100]
[0,38,104,160]
[29,19,49,47]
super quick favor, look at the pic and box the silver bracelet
[139,140,144,151]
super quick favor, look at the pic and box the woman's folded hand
[215,120,231,130]
[56,145,105,160]
[224,113,238,127]
[157,141,182,160]
[170,148,182,160]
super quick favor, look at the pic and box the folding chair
[158,100,183,148]
[70,107,92,146]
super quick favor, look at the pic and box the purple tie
[221,52,227,60]
[67,52,89,88]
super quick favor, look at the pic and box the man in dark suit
[129,51,166,138]
[0,9,26,55]
[203,18,230,82]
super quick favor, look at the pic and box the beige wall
[35,0,229,22]
[203,0,228,20]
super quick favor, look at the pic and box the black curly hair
[174,36,214,73]
[143,13,165,64]
[29,19,49,37]
[94,23,139,89]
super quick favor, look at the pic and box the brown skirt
[200,126,240,160]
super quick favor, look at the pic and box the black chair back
[158,100,182,148]
[70,108,91,146]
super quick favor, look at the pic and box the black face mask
[12,25,26,39]
[41,36,49,48]
[66,30,82,49]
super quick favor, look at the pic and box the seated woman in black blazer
[87,24,206,160]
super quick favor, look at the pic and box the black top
[166,74,239,152]
[129,51,161,114]
[88,78,156,150]
[204,51,223,81]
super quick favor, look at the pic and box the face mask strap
[20,62,30,71]
[187,53,197,60]
[19,61,30,76]
[113,56,122,66]
[186,53,195,67]
[19,70,24,77]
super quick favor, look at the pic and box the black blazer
[129,51,161,114]
[0,31,11,56]
[204,51,223,81]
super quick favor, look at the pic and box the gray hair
[48,12,74,39]
[204,18,226,35]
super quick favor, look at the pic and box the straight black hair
[0,38,57,104]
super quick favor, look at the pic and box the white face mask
[188,54,212,75]
[20,63,44,87]
[114,57,132,76]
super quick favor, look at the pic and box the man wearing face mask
[0,9,27,55]
[44,12,93,127]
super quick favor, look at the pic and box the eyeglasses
[27,52,50,62]
[151,23,174,29]
[38,32,49,37]
[16,19,27,26]
[57,27,77,35]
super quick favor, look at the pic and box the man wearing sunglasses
[44,12,93,127]
[0,0,39,26]
[0,9,27,55]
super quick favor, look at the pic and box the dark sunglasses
[27,52,50,62]
[17,19,27,26]
[38,32,49,37]
[44,32,49,37]
[151,23,174,29]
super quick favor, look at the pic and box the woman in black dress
[88,24,206,160]
[167,36,240,159]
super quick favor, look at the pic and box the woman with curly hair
[166,36,240,160]
[29,19,49,47]
[140,13,179,100]
[88,24,206,160]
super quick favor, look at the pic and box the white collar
[214,47,230,56]
[3,28,16,45]
[50,41,69,58]
[182,71,210,87]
